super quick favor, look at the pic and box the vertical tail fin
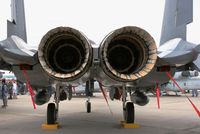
[7,0,27,43]
[160,0,193,45]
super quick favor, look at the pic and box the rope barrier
[21,65,36,109]
[166,72,200,117]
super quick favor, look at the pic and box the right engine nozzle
[99,26,157,82]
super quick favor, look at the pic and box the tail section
[7,0,27,43]
[160,0,193,45]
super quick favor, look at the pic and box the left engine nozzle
[38,27,92,81]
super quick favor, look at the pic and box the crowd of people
[0,79,27,108]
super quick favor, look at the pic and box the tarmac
[0,93,200,134]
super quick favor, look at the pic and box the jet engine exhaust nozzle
[38,27,92,81]
[100,26,157,82]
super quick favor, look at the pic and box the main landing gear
[123,102,135,123]
[42,85,74,129]
[122,87,135,123]
[121,87,140,128]
[47,103,57,124]
[43,85,60,129]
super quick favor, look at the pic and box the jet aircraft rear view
[0,0,200,126]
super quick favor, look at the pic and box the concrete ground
[0,93,200,134]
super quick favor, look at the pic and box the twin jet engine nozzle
[38,26,157,83]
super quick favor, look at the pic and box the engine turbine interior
[99,26,157,82]
[38,27,93,82]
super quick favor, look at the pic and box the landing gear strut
[47,85,60,125]
[85,80,94,113]
[122,87,135,123]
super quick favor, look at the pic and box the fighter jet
[161,71,200,95]
[0,0,199,125]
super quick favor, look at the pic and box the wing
[0,0,50,88]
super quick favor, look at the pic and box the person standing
[192,89,199,97]
[13,81,18,99]
[1,79,8,108]
[7,81,13,99]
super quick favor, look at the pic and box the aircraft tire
[47,103,56,124]
[125,102,135,123]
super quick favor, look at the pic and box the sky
[0,0,200,47]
